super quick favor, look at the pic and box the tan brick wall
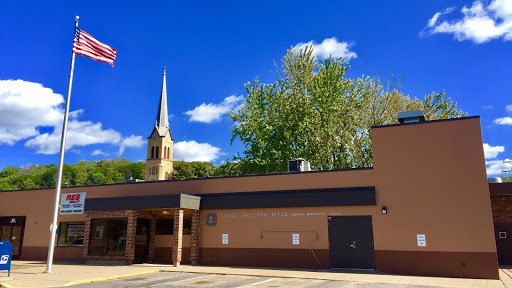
[491,195,512,224]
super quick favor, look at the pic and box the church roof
[155,67,170,136]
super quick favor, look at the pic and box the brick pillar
[125,210,137,263]
[82,214,92,260]
[190,210,200,265]
[172,209,184,267]
[148,217,156,263]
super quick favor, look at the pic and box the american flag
[73,29,117,67]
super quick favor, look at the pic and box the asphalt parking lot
[67,271,447,288]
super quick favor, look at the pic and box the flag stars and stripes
[72,29,117,67]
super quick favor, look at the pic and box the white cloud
[486,159,512,175]
[293,37,357,60]
[494,117,512,125]
[507,104,512,113]
[25,120,122,154]
[483,143,505,159]
[0,79,145,155]
[118,135,145,155]
[173,140,222,162]
[482,105,494,110]
[423,0,512,43]
[428,7,455,27]
[91,149,109,156]
[185,95,244,123]
[0,80,63,145]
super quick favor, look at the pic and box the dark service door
[494,223,512,265]
[328,216,374,269]
[0,216,26,260]
[134,218,151,263]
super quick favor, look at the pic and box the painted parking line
[236,278,274,287]
[147,274,211,287]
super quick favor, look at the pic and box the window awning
[84,194,200,211]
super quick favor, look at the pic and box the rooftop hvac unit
[488,177,503,183]
[288,158,311,172]
[397,110,426,124]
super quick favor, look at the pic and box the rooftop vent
[288,158,311,172]
[488,177,503,183]
[397,110,426,124]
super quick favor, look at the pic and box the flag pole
[44,15,79,274]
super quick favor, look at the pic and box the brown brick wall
[190,210,200,264]
[82,210,137,263]
[172,209,184,265]
[491,195,512,224]
[82,209,189,263]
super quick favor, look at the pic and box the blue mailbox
[0,241,13,277]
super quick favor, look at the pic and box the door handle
[347,241,356,249]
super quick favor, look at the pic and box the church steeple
[145,67,174,181]
[155,66,169,136]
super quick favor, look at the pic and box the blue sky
[1,0,511,176]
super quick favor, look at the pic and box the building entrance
[494,223,512,265]
[134,218,151,263]
[0,216,26,260]
[328,215,374,269]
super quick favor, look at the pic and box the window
[152,167,155,175]
[156,219,173,235]
[151,146,154,158]
[168,147,170,159]
[155,218,192,235]
[156,146,159,158]
[88,218,128,256]
[57,222,84,247]
[164,147,166,159]
[183,218,192,235]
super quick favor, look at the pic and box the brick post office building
[0,72,500,279]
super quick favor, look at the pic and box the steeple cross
[163,66,166,75]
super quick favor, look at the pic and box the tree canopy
[229,46,466,173]
[0,158,145,191]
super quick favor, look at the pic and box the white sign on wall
[222,234,228,244]
[60,192,87,215]
[417,234,426,247]
[292,234,300,245]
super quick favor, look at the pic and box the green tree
[0,166,19,178]
[229,46,466,173]
[21,178,37,190]
[170,161,195,179]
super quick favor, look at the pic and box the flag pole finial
[163,66,166,75]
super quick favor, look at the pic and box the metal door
[328,215,375,269]
[0,216,26,259]
[495,223,512,265]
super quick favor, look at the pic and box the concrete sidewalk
[0,261,508,288]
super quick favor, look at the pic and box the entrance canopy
[84,194,200,211]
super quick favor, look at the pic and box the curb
[60,270,160,287]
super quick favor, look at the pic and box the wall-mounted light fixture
[162,209,171,215]
[382,206,388,214]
